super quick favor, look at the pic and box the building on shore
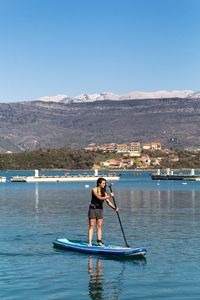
[142,142,161,150]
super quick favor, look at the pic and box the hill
[0,97,200,152]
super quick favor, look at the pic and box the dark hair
[96,177,106,187]
[96,177,106,196]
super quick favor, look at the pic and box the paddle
[109,183,130,248]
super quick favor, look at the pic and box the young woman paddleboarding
[88,177,118,246]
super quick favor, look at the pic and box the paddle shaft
[109,184,130,248]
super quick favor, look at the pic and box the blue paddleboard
[53,238,147,257]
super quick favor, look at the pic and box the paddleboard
[53,238,147,257]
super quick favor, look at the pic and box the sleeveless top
[90,188,105,209]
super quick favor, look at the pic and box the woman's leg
[88,218,95,246]
[96,218,103,242]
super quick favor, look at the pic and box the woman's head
[96,177,106,189]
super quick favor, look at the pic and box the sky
[0,0,199,102]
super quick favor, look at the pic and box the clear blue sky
[0,0,199,102]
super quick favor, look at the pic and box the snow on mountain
[73,92,121,102]
[100,92,121,100]
[121,90,193,100]
[38,90,196,103]
[38,94,72,103]
[73,93,102,102]
[188,91,200,99]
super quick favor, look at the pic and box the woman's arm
[105,199,118,211]
[92,188,110,201]
[92,188,111,201]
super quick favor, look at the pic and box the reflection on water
[35,183,39,211]
[88,257,104,300]
[117,188,200,211]
[88,256,146,300]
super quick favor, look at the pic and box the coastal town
[1,140,199,170]
[84,141,200,170]
[84,140,163,169]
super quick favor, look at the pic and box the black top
[90,188,106,209]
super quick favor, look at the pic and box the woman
[88,177,118,246]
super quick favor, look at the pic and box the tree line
[0,148,96,170]
[1,147,200,170]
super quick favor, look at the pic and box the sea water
[1,170,200,299]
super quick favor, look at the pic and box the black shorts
[88,208,103,220]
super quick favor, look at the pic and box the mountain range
[1,91,200,152]
[38,90,199,103]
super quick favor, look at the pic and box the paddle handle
[109,184,130,248]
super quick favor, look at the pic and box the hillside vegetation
[0,147,200,170]
[0,148,96,170]
[1,98,200,152]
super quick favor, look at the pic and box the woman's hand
[110,192,114,197]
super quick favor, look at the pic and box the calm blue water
[1,170,200,299]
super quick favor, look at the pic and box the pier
[151,169,200,181]
[10,169,120,183]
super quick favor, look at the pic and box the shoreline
[1,168,200,172]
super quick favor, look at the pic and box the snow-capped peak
[38,90,196,104]
[73,93,102,102]
[121,90,193,100]
[38,94,71,103]
[188,91,200,99]
[73,92,121,102]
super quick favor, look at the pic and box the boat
[10,169,120,183]
[0,176,6,183]
[53,238,147,257]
